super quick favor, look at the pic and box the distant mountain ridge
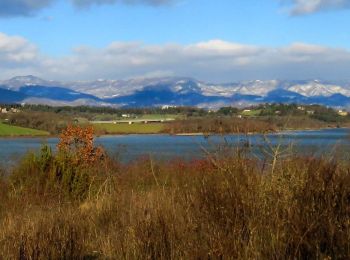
[1,75,350,108]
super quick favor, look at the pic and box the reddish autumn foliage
[57,125,105,166]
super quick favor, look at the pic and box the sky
[0,0,350,82]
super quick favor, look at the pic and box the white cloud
[1,32,350,82]
[287,0,350,15]
[0,33,39,66]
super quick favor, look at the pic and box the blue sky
[0,0,350,81]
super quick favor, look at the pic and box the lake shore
[0,125,348,139]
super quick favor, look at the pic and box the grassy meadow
[93,122,165,134]
[0,125,349,259]
[137,114,181,120]
[241,109,262,116]
[0,122,49,137]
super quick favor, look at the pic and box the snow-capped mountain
[1,75,350,108]
[285,80,350,97]
[63,77,198,99]
[1,75,61,91]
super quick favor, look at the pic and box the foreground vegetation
[0,125,349,259]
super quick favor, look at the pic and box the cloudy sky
[0,0,349,82]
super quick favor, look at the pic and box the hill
[1,76,350,108]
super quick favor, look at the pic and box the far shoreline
[0,126,348,139]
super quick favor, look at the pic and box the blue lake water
[0,128,350,166]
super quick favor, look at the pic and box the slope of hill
[19,85,100,102]
[0,88,27,103]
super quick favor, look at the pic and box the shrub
[10,125,107,200]
[57,125,105,167]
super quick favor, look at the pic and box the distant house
[122,114,131,118]
[307,110,315,115]
[1,108,8,114]
[162,105,177,110]
[0,107,20,114]
[338,110,348,116]
[297,106,305,111]
[10,108,20,113]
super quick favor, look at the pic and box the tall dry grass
[0,131,349,259]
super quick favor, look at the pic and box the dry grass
[166,117,276,134]
[0,145,349,259]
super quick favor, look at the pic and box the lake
[1,128,350,167]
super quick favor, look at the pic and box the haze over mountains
[0,75,350,108]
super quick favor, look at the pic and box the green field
[137,114,182,120]
[93,123,165,134]
[0,122,49,137]
[92,114,181,121]
[241,109,262,116]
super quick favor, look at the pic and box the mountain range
[1,75,350,109]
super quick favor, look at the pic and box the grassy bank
[165,115,350,135]
[0,125,349,259]
[0,122,49,137]
[93,122,165,134]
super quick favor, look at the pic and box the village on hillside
[0,107,21,114]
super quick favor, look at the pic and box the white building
[1,108,8,114]
[338,110,348,116]
[161,105,177,110]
